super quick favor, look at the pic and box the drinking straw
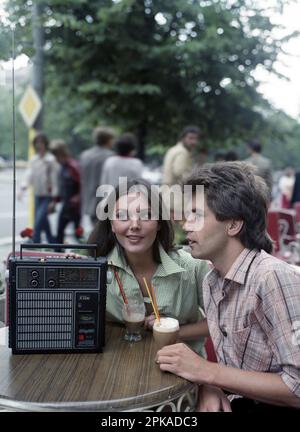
[113,267,128,304]
[143,277,160,322]
[151,284,160,321]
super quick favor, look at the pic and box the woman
[88,178,210,355]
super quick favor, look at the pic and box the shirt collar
[177,141,190,153]
[107,243,185,277]
[38,152,54,162]
[207,248,258,287]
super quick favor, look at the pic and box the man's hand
[156,343,216,385]
[197,384,232,412]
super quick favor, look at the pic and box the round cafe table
[0,323,198,412]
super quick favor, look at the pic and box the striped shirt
[204,248,300,397]
[106,244,210,355]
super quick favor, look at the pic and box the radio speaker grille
[16,291,73,349]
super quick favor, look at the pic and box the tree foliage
[2,0,300,162]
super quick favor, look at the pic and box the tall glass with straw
[143,278,179,349]
[113,266,146,342]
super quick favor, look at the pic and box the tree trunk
[32,1,44,130]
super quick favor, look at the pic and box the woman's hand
[144,313,156,330]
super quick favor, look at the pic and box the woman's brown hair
[88,178,174,262]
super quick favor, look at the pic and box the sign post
[18,85,42,227]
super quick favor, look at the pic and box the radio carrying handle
[20,243,98,260]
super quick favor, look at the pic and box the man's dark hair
[185,161,273,253]
[92,127,115,147]
[225,150,238,161]
[214,151,225,162]
[179,125,200,141]
[115,133,137,156]
[33,132,49,150]
[247,140,262,153]
[88,178,174,261]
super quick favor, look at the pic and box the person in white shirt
[19,132,59,243]
[278,167,295,208]
[100,133,144,188]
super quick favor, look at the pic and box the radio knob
[48,279,56,288]
[30,279,38,288]
[31,270,39,278]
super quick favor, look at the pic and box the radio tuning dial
[48,279,56,288]
[30,279,38,288]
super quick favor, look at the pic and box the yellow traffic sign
[19,85,42,128]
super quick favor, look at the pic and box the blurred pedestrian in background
[100,133,144,187]
[19,132,59,243]
[245,140,273,196]
[214,151,226,162]
[80,126,115,226]
[162,126,200,223]
[162,125,200,187]
[291,169,300,205]
[50,139,81,244]
[278,167,295,209]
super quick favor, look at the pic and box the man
[80,126,114,226]
[157,162,300,412]
[245,140,272,195]
[162,126,200,225]
[162,125,200,187]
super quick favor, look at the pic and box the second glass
[122,300,146,342]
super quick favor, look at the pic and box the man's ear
[227,220,243,237]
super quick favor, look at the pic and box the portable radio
[8,243,107,354]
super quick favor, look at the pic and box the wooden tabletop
[0,323,194,411]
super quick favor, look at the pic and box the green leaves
[2,0,300,163]
[78,81,161,96]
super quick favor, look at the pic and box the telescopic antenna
[11,25,16,258]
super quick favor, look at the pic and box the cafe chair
[205,336,217,363]
[293,202,300,233]
[267,210,300,265]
